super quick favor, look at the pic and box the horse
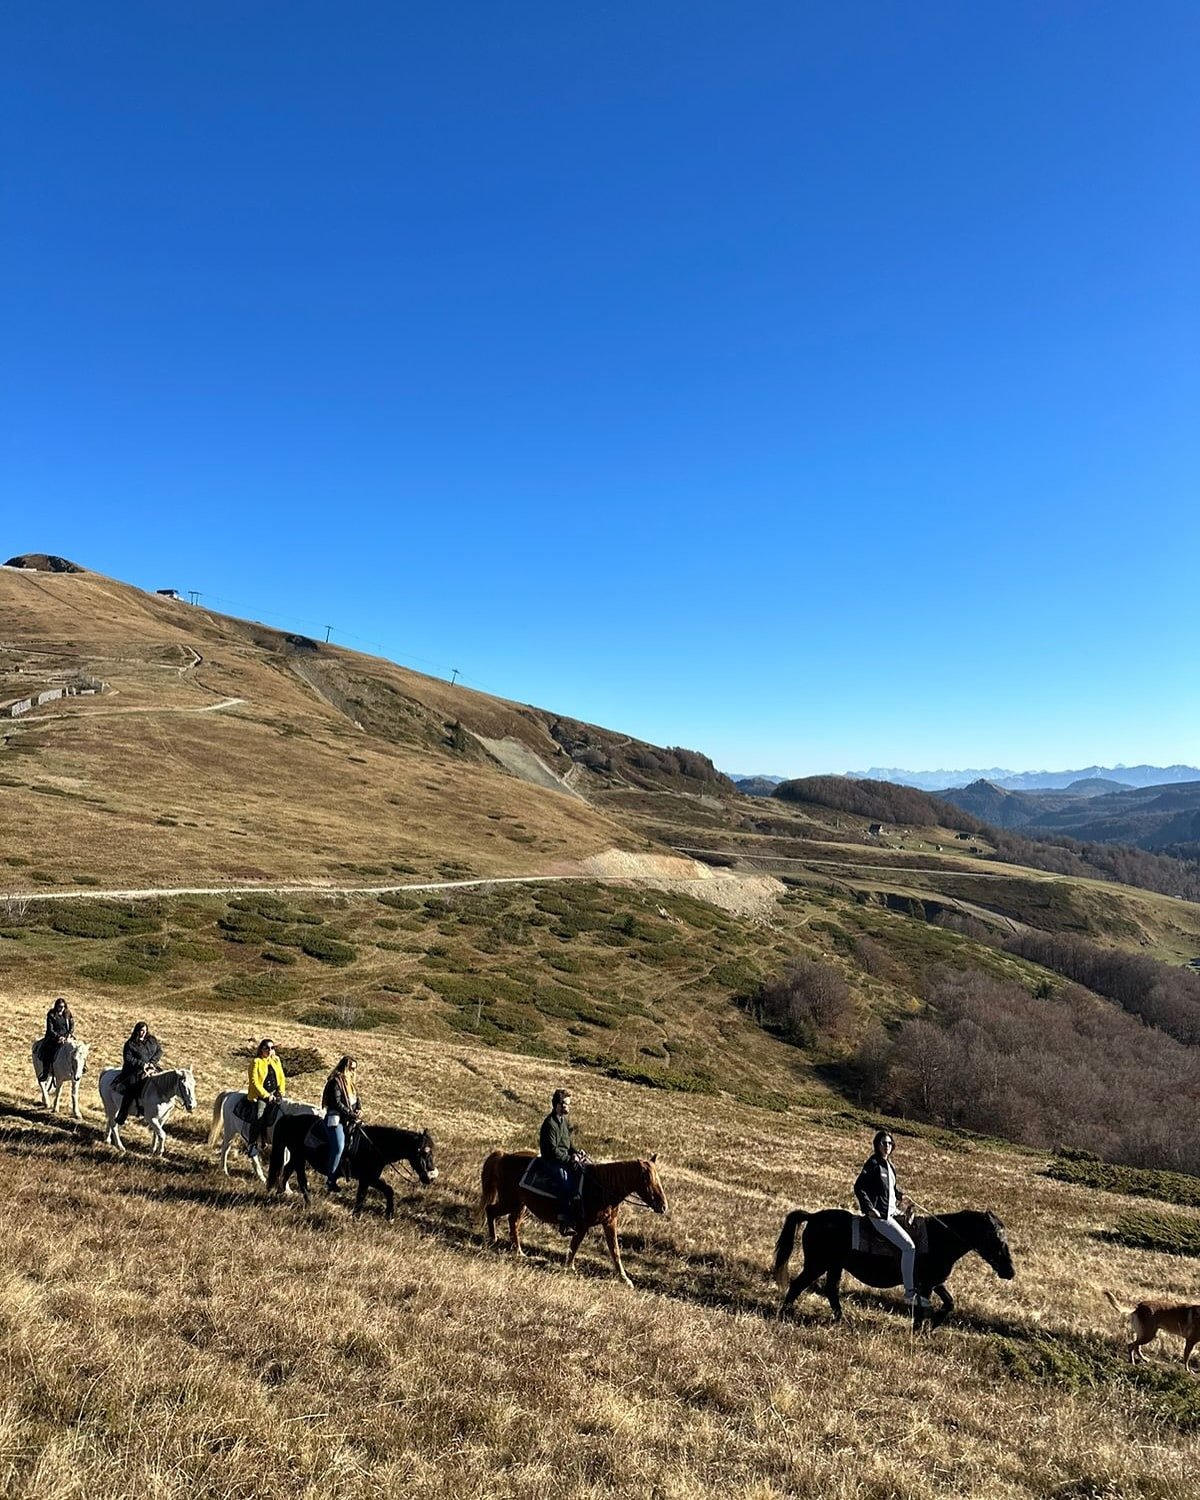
[207,1090,321,1182]
[771,1207,1015,1330]
[479,1150,668,1287]
[267,1116,438,1219]
[98,1067,198,1155]
[32,1036,89,1119]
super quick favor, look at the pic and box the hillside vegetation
[5,559,1200,1495]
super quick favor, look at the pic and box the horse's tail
[771,1209,811,1288]
[207,1091,229,1148]
[479,1150,505,1225]
[266,1125,290,1193]
[1104,1290,1129,1317]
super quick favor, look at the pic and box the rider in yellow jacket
[245,1039,286,1159]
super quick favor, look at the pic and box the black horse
[771,1208,1015,1330]
[267,1116,438,1219]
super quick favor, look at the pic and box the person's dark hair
[552,1087,570,1108]
[131,1021,149,1038]
[331,1055,357,1078]
[873,1130,893,1153]
[53,997,67,1009]
[257,1038,274,1057]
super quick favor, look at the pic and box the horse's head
[72,1040,89,1077]
[177,1068,198,1114]
[978,1210,1015,1280]
[413,1128,438,1185]
[637,1155,668,1214]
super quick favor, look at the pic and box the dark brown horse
[480,1150,668,1286]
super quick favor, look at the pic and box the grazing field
[2,994,1199,1499]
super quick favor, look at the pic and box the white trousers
[871,1216,917,1294]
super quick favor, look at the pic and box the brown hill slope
[0,565,723,889]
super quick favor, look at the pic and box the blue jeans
[548,1162,579,1214]
[324,1118,346,1186]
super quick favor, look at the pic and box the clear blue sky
[4,3,1197,776]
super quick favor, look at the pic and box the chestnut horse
[480,1150,668,1286]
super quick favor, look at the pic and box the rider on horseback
[114,1021,163,1126]
[540,1087,585,1234]
[854,1130,927,1308]
[321,1056,360,1193]
[37,997,74,1082]
[245,1038,287,1160]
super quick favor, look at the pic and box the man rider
[115,1021,163,1126]
[38,997,74,1082]
[539,1087,584,1234]
[245,1038,287,1160]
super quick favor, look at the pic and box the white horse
[98,1066,198,1154]
[32,1037,90,1119]
[207,1090,320,1182]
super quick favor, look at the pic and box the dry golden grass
[2,988,1199,1499]
[0,569,642,888]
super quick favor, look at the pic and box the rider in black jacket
[38,997,74,1081]
[115,1021,163,1125]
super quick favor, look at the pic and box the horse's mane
[586,1159,649,1202]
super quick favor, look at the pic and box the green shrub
[51,903,159,939]
[377,892,416,910]
[1104,1208,1200,1258]
[212,973,297,1003]
[174,940,220,963]
[1045,1156,1200,1209]
[299,931,357,966]
[77,961,151,987]
[261,949,297,965]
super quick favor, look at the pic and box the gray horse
[98,1066,197,1154]
[207,1089,320,1182]
[32,1036,90,1120]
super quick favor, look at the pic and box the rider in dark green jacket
[539,1087,582,1232]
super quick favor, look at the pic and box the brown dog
[1105,1289,1200,1370]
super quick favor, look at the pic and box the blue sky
[3,3,1197,775]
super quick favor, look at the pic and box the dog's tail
[1104,1289,1129,1317]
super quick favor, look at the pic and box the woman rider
[38,997,75,1082]
[853,1130,927,1307]
[115,1021,162,1125]
[321,1056,360,1192]
[245,1038,287,1160]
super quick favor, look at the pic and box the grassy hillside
[1,994,1199,1498]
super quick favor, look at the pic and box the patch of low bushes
[994,1329,1200,1432]
[1102,1208,1200,1259]
[77,961,152,987]
[51,902,159,939]
[1044,1153,1200,1209]
[299,931,357,966]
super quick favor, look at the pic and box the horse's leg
[352,1175,370,1218]
[779,1257,827,1319]
[930,1284,954,1331]
[824,1267,845,1323]
[485,1202,501,1248]
[601,1217,632,1287]
[70,1076,82,1120]
[380,1178,394,1222]
[50,1078,62,1114]
[564,1222,589,1272]
[510,1206,526,1256]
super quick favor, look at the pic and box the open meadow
[2,989,1199,1500]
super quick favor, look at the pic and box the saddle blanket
[519,1158,563,1201]
[851,1215,929,1259]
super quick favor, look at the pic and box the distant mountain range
[936,778,1200,856]
[845,765,1200,792]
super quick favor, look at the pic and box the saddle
[852,1215,929,1259]
[304,1119,360,1158]
[519,1157,565,1202]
